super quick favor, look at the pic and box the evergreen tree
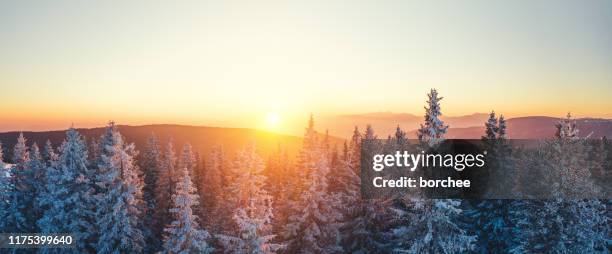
[468,113,514,253]
[178,142,202,217]
[497,114,507,139]
[483,111,498,140]
[87,138,101,168]
[193,150,206,215]
[41,139,58,168]
[28,143,46,229]
[0,141,4,167]
[335,134,385,253]
[38,128,96,253]
[95,122,145,253]
[511,117,608,252]
[348,126,361,171]
[391,199,475,253]
[266,145,298,250]
[6,133,37,233]
[219,143,281,253]
[155,139,178,244]
[417,89,448,146]
[392,91,475,253]
[163,167,213,254]
[141,132,163,252]
[282,116,343,254]
[178,143,197,175]
[265,144,294,236]
[555,112,579,139]
[393,125,408,150]
[203,145,226,231]
[0,141,9,232]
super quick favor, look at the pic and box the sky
[1,0,611,133]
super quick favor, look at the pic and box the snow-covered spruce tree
[141,132,163,252]
[550,116,606,252]
[95,122,145,253]
[163,167,213,254]
[511,115,607,253]
[466,112,515,253]
[417,89,449,146]
[393,125,408,150]
[38,128,96,253]
[87,138,101,168]
[42,139,58,168]
[5,133,37,233]
[218,143,281,253]
[555,112,579,140]
[281,115,343,254]
[178,143,197,175]
[497,114,507,139]
[0,141,9,232]
[178,143,203,217]
[348,126,361,171]
[202,145,226,231]
[390,198,476,253]
[391,92,475,253]
[265,144,295,239]
[193,151,206,214]
[0,141,4,168]
[484,111,498,140]
[335,127,388,254]
[155,138,178,239]
[28,143,46,229]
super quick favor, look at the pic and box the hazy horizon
[1,111,609,136]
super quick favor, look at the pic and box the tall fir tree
[497,114,507,139]
[163,167,213,254]
[483,111,498,140]
[154,138,178,245]
[335,127,386,253]
[511,116,607,252]
[467,112,514,253]
[282,116,343,254]
[218,143,281,253]
[41,139,58,168]
[178,143,197,175]
[87,138,101,168]
[203,145,226,232]
[392,90,475,253]
[141,132,163,252]
[28,143,46,229]
[555,112,579,139]
[0,141,4,167]
[0,141,9,232]
[38,128,96,253]
[95,122,145,253]
[6,133,37,233]
[417,89,449,146]
[265,144,294,235]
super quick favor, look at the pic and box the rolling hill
[444,117,612,139]
[321,113,612,139]
[0,124,344,163]
[320,112,489,138]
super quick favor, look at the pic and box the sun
[265,112,281,127]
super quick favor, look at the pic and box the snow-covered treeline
[0,90,609,254]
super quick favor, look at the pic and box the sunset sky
[1,0,611,133]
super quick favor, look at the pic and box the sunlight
[265,112,281,128]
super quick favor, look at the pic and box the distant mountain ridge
[322,113,612,139]
[0,124,343,163]
[445,116,612,139]
[1,116,611,161]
